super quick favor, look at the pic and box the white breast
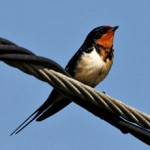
[74,48,113,87]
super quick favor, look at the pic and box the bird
[10,25,118,135]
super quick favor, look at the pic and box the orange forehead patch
[96,30,115,48]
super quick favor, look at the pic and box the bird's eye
[100,29,107,34]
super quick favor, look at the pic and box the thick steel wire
[0,41,150,145]
[3,61,150,129]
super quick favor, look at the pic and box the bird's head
[87,25,118,49]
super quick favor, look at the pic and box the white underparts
[74,47,113,87]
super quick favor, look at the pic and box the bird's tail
[10,90,71,135]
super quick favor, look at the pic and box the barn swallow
[11,25,118,135]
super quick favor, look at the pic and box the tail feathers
[10,110,39,136]
[36,99,71,121]
[10,90,71,135]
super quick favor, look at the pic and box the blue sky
[0,0,150,150]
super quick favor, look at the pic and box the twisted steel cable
[0,38,150,145]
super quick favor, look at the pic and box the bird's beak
[110,26,119,32]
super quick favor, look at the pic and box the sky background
[0,0,150,150]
